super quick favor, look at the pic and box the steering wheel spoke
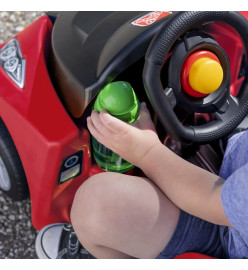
[164,87,177,108]
[214,94,240,122]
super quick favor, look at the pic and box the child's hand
[87,102,162,168]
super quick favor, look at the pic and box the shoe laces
[57,224,94,259]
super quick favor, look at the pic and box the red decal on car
[131,11,172,27]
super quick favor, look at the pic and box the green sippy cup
[92,81,140,173]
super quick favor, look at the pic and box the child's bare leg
[70,172,180,259]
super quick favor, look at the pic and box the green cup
[92,81,140,173]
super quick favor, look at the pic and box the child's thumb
[139,102,152,121]
[138,102,156,131]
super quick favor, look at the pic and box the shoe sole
[35,223,65,259]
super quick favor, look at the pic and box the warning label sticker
[131,11,172,27]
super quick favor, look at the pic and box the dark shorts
[156,210,229,259]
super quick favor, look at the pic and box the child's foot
[35,223,95,259]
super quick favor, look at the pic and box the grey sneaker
[35,223,95,259]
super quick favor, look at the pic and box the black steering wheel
[143,11,248,143]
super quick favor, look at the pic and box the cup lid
[94,81,140,123]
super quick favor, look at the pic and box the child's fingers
[91,110,112,136]
[99,109,132,134]
[138,102,156,131]
[87,116,104,142]
[139,102,152,121]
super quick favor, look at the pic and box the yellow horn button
[189,57,224,94]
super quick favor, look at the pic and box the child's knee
[70,172,138,231]
[70,172,128,245]
[70,172,119,226]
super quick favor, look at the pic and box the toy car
[0,11,248,259]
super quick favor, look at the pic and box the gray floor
[0,11,45,259]
[0,190,38,258]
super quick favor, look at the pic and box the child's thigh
[71,172,180,258]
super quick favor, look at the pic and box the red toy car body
[0,11,248,259]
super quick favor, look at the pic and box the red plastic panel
[204,20,245,96]
[0,16,100,229]
[174,252,215,259]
